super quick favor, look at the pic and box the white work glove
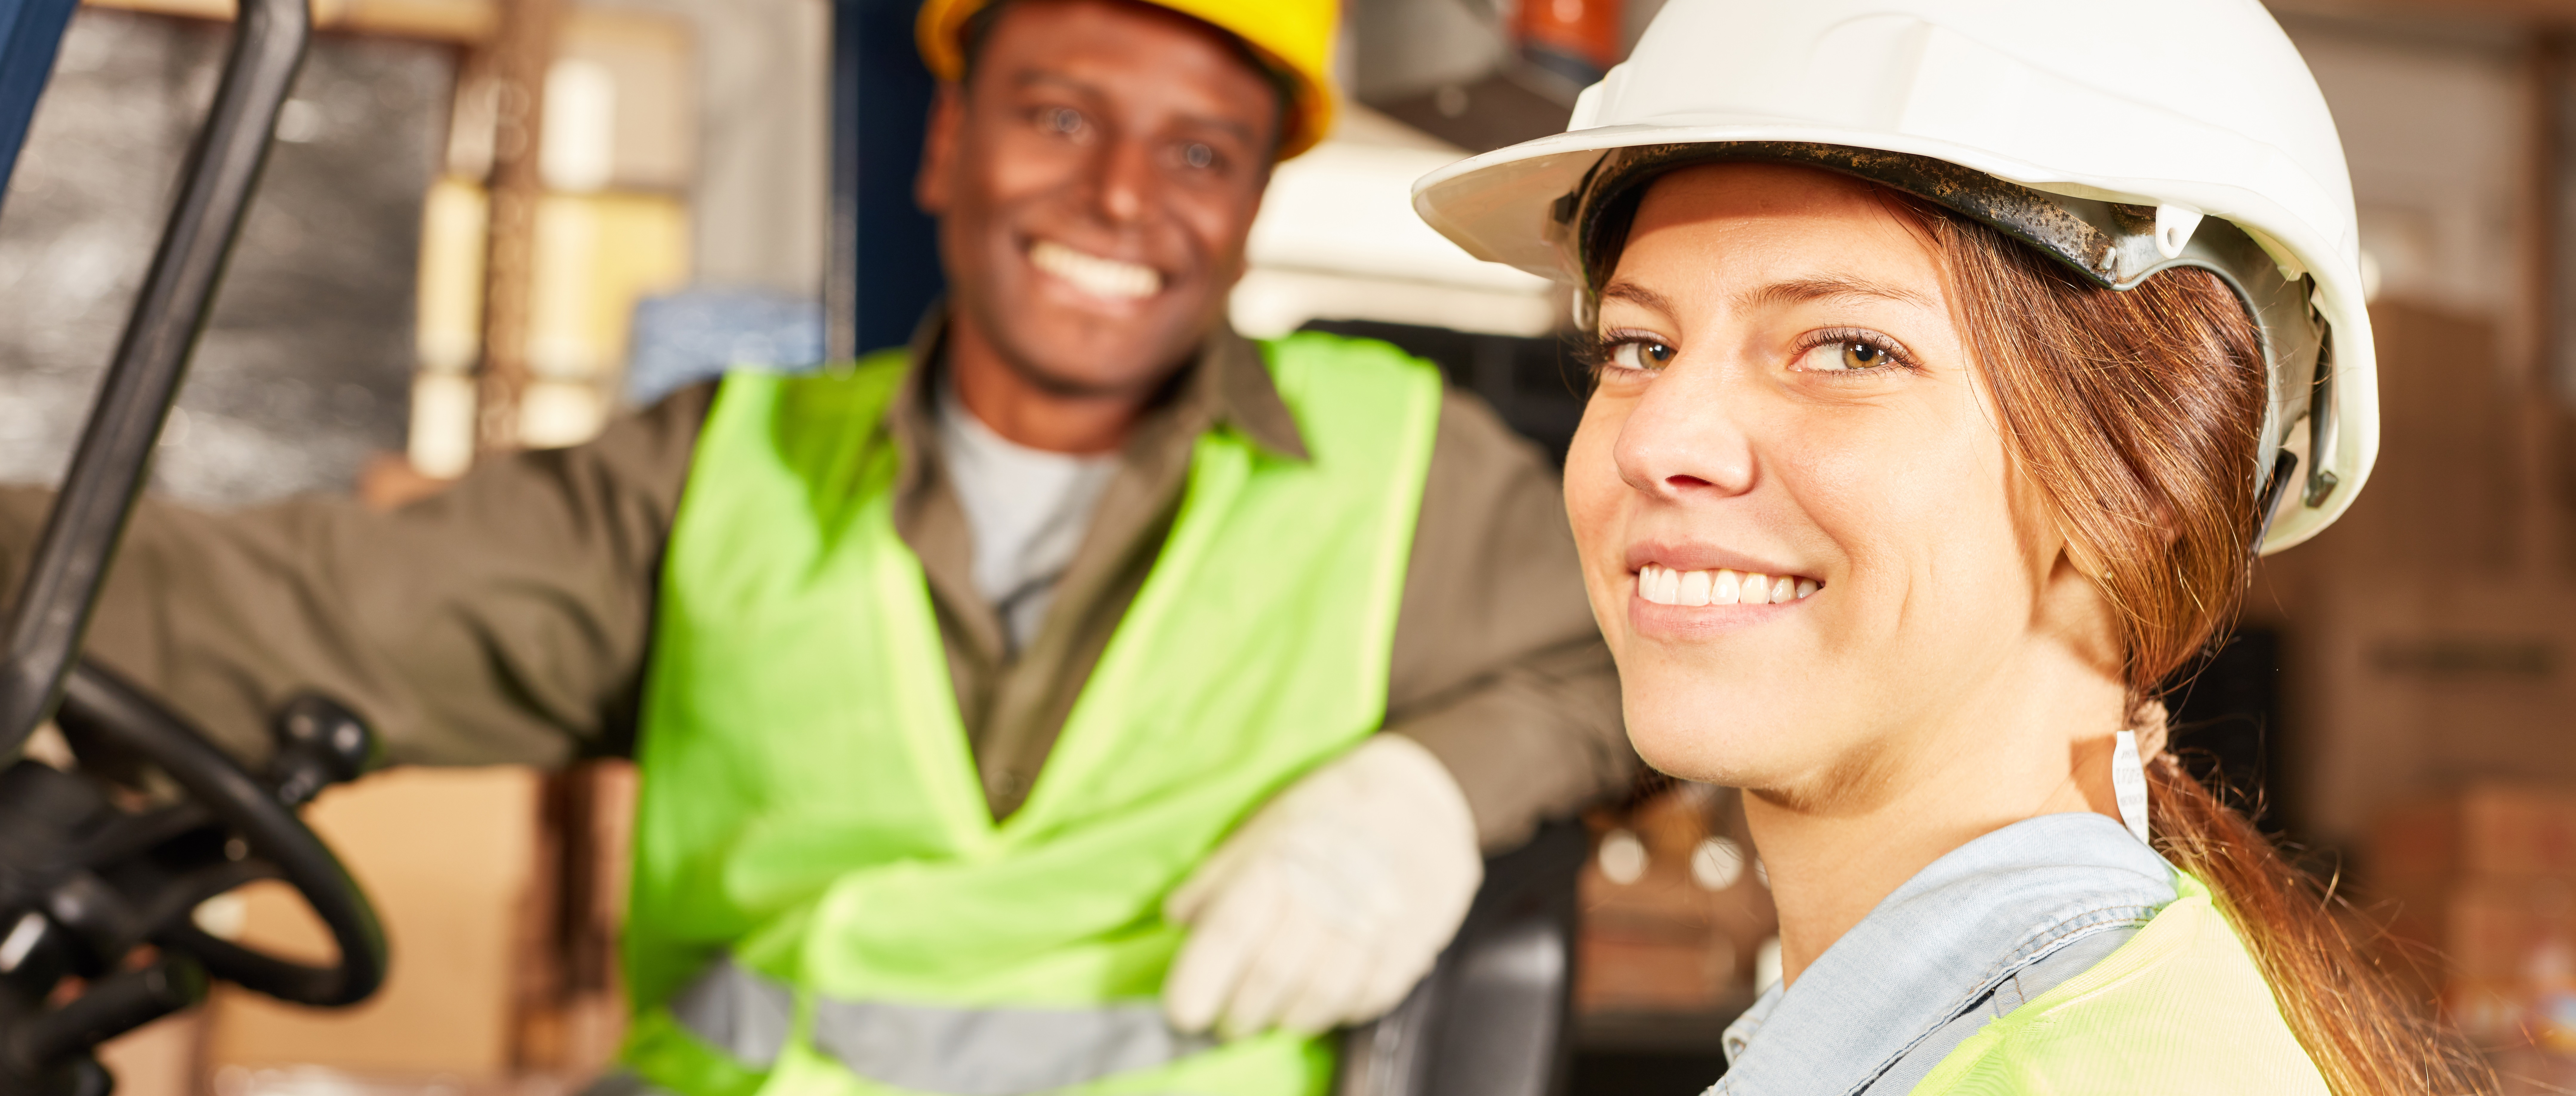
[1162,734,1483,1039]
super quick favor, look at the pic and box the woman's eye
[1040,107,1085,136]
[1803,338,1903,372]
[1178,142,1216,170]
[1837,341,1886,369]
[1611,339,1676,371]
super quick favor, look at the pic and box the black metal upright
[827,0,943,360]
[0,0,310,759]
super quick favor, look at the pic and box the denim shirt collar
[1712,812,2177,1095]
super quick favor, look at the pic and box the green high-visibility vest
[618,334,1445,1096]
[1909,871,2331,1093]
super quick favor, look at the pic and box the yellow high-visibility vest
[619,334,1444,1096]
[1910,872,2331,1094]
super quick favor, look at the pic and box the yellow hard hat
[915,0,1337,160]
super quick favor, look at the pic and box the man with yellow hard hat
[0,1,1627,1092]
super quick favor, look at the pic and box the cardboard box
[204,766,551,1082]
[2369,783,2576,1054]
[2377,785,2576,885]
[189,762,646,1092]
[2246,303,2576,850]
[2381,876,2576,986]
[95,1011,203,1096]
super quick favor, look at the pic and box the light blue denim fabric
[1709,812,2178,1095]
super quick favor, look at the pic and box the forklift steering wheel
[50,660,388,1007]
[0,662,386,1093]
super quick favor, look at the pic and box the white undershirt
[935,381,1119,653]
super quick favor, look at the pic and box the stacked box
[2372,784,2576,1054]
[204,767,554,1085]
[198,761,642,1093]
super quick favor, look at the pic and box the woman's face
[1567,164,2072,798]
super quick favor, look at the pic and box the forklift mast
[0,6,389,1092]
[0,0,307,759]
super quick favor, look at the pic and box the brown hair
[1925,206,2493,1095]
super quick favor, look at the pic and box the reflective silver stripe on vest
[811,997,1216,1096]
[576,1068,683,1096]
[670,956,1214,1093]
[670,955,796,1067]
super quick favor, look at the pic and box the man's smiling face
[917,0,1282,398]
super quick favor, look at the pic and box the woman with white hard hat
[1416,1,2487,1091]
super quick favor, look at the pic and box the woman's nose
[1613,371,1757,500]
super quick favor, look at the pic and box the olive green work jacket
[0,318,1631,849]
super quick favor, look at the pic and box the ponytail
[2145,749,2491,1094]
[1914,197,2495,1096]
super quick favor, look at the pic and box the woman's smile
[1625,542,1823,638]
[1633,564,1818,608]
[1626,565,1818,636]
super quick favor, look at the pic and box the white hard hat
[1411,0,2372,554]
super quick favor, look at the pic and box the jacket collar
[876,306,1312,665]
[1714,812,2177,1095]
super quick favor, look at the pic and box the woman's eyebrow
[1735,275,1937,313]
[1598,280,1678,317]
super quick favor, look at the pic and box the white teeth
[1677,569,1711,606]
[1637,565,1674,605]
[1636,565,1822,607]
[1029,239,1162,300]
